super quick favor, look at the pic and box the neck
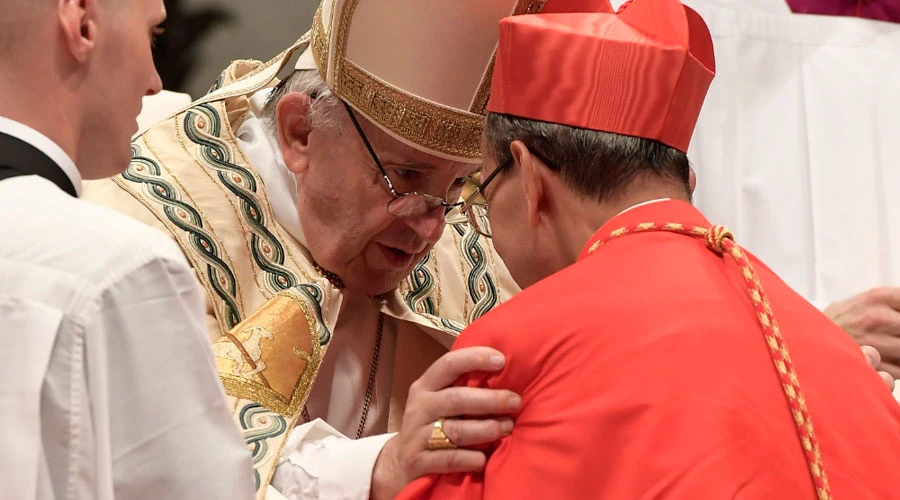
[0,78,78,165]
[555,184,690,265]
[0,46,82,172]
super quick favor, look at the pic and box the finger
[867,287,900,313]
[879,362,900,381]
[864,336,900,367]
[427,386,521,419]
[861,345,882,368]
[438,418,514,448]
[418,347,506,391]
[879,371,896,392]
[409,449,487,478]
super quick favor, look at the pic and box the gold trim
[334,0,361,90]
[523,0,549,14]
[340,61,484,160]
[311,3,328,80]
[219,289,324,417]
[315,0,482,160]
[470,55,495,115]
[470,0,549,114]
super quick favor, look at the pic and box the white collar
[233,89,307,247]
[0,116,82,196]
[615,198,671,217]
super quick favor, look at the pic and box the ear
[276,92,315,174]
[59,0,97,63]
[510,140,546,229]
[688,165,697,194]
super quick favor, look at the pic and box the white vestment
[684,0,900,308]
[0,117,255,500]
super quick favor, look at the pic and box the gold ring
[426,418,457,450]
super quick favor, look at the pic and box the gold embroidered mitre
[299,0,551,163]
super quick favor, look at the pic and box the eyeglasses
[342,101,463,219]
[457,158,510,238]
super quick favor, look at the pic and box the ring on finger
[426,418,457,450]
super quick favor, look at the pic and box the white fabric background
[679,0,900,309]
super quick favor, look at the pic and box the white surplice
[684,0,900,308]
[0,117,255,499]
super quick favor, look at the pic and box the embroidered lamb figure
[213,325,275,377]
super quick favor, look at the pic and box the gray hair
[260,69,344,135]
[484,113,691,203]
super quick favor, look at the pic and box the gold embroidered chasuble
[81,37,518,498]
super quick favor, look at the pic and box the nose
[404,208,446,245]
[147,68,163,96]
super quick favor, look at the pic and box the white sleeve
[89,249,255,500]
[270,419,396,500]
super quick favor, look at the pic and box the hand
[861,345,896,392]
[370,347,520,500]
[824,287,900,379]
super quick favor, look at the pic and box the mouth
[375,243,417,270]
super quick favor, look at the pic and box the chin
[344,273,404,297]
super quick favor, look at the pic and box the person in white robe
[0,0,255,498]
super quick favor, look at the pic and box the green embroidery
[124,144,242,327]
[453,222,499,322]
[182,104,301,294]
[405,252,437,315]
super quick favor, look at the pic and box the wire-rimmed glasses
[342,101,464,219]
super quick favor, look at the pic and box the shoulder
[0,177,189,284]
[453,264,583,353]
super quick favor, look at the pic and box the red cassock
[398,200,900,500]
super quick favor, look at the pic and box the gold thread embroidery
[471,0,550,114]
[340,61,484,160]
[431,248,443,316]
[323,0,483,160]
[470,55,495,115]
[333,0,361,92]
[219,289,326,416]
[311,4,328,81]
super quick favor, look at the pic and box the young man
[399,1,900,498]
[0,0,253,498]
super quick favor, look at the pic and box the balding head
[0,0,55,61]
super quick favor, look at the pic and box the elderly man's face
[280,97,476,295]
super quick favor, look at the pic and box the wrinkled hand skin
[825,287,900,383]
[369,347,519,500]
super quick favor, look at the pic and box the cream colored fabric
[136,90,193,136]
